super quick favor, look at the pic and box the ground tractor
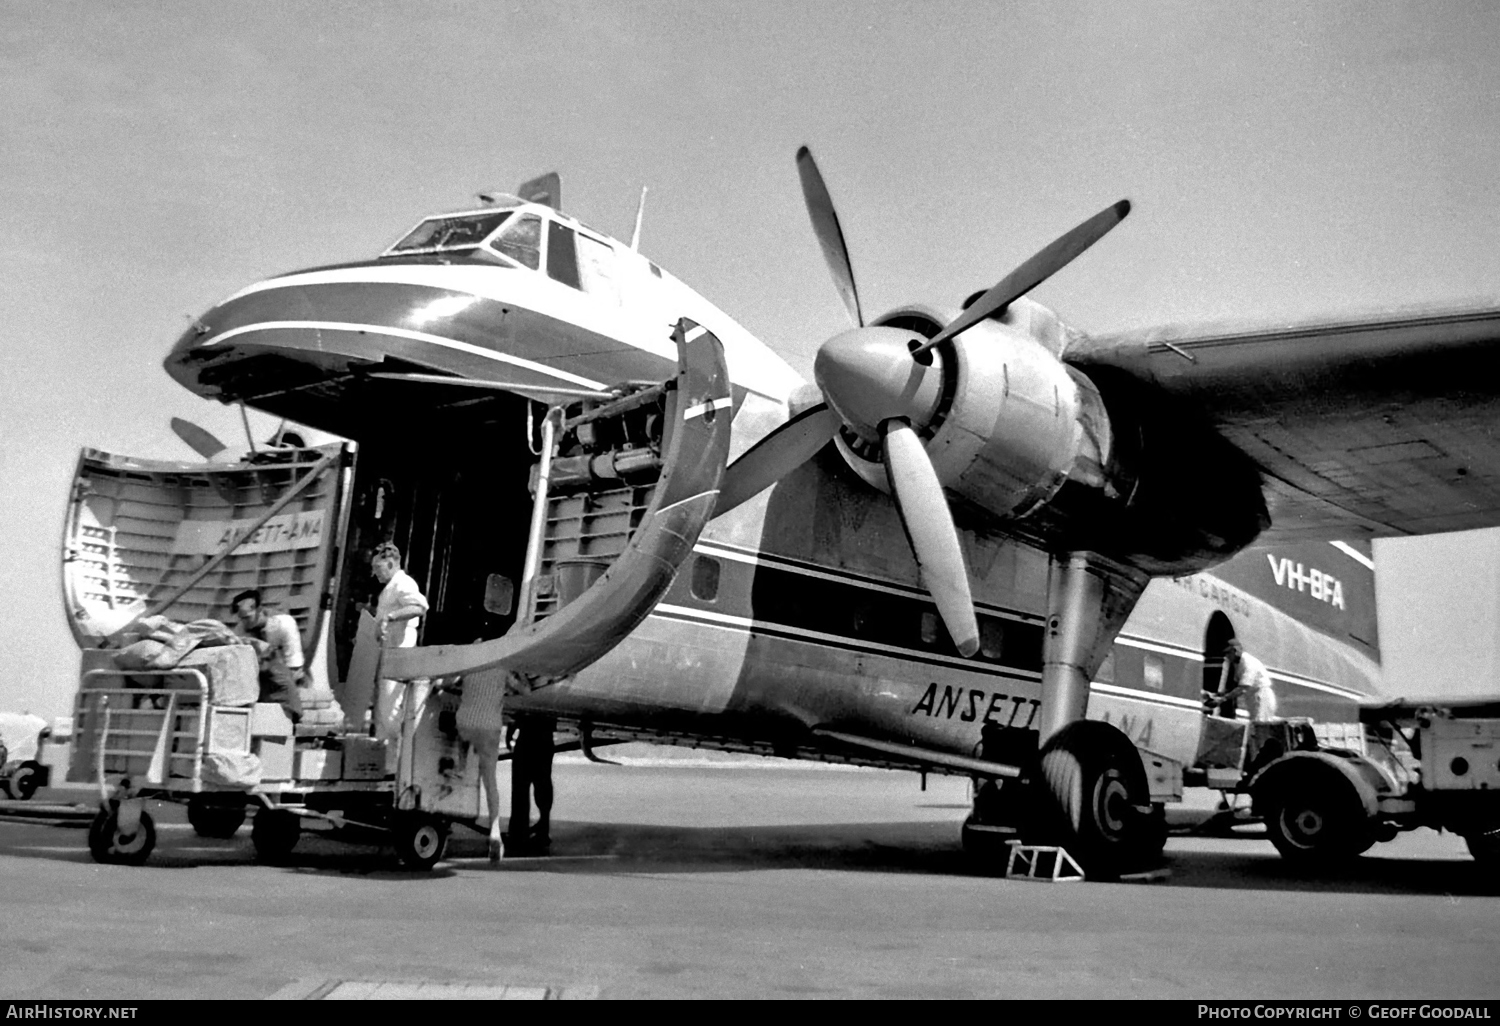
[1187,701,1500,866]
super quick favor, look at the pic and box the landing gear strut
[1019,552,1157,878]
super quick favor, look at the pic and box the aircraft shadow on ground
[4,818,1494,896]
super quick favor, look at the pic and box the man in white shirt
[232,589,305,721]
[1217,639,1279,723]
[371,542,430,742]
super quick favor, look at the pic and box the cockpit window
[388,210,513,254]
[488,214,542,269]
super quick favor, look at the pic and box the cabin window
[919,611,940,646]
[1143,653,1165,691]
[389,210,512,254]
[576,234,620,305]
[489,214,541,269]
[690,556,720,601]
[1095,649,1116,684]
[978,617,1005,660]
[547,221,581,288]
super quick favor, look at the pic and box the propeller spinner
[716,146,1130,658]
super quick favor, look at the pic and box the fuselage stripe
[691,540,1044,623]
[200,319,608,389]
[651,604,1044,681]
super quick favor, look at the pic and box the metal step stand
[1005,841,1085,882]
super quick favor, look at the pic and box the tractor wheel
[393,814,449,871]
[187,797,247,839]
[1262,773,1370,866]
[1030,720,1158,879]
[250,809,301,862]
[88,806,156,866]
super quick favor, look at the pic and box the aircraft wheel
[393,814,449,871]
[1464,826,1500,867]
[187,797,246,838]
[250,809,301,862]
[1262,774,1368,866]
[88,806,156,866]
[8,762,41,801]
[1032,720,1155,879]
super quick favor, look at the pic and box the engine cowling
[830,298,1266,573]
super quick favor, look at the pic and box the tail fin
[1211,539,1379,663]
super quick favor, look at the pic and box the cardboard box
[207,707,251,755]
[295,749,342,781]
[254,736,294,781]
[341,737,388,780]
[250,702,293,737]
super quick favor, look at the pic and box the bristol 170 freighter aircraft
[66,153,1500,877]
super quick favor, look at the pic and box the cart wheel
[250,809,301,861]
[9,763,41,801]
[393,815,449,871]
[187,798,246,839]
[88,806,156,866]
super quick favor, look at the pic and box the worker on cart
[1214,639,1279,723]
[370,542,430,743]
[232,589,304,723]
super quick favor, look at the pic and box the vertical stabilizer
[1211,539,1379,662]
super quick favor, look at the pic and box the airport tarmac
[2,758,1496,1000]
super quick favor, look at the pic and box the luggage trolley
[73,653,487,871]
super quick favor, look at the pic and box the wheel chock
[1005,842,1085,882]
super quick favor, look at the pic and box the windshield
[388,210,513,254]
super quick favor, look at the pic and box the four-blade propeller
[716,146,1130,658]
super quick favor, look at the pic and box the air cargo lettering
[1169,575,1253,618]
[911,684,1041,727]
[1266,554,1345,609]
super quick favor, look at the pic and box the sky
[3,0,1500,720]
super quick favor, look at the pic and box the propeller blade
[170,417,228,461]
[796,146,863,328]
[915,198,1131,355]
[881,420,980,657]
[715,402,840,516]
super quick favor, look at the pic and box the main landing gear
[963,552,1162,880]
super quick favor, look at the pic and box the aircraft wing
[1065,299,1500,540]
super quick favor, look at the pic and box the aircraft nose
[813,327,944,440]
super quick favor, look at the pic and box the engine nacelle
[836,299,1266,572]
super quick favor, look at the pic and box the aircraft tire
[1032,720,1155,880]
[187,797,246,839]
[1262,771,1369,866]
[393,814,449,871]
[250,809,301,862]
[88,806,156,866]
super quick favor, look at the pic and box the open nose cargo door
[380,319,733,684]
[62,442,352,658]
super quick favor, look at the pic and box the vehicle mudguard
[382,319,733,681]
[1248,750,1385,821]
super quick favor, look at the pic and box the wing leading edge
[1065,299,1500,539]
